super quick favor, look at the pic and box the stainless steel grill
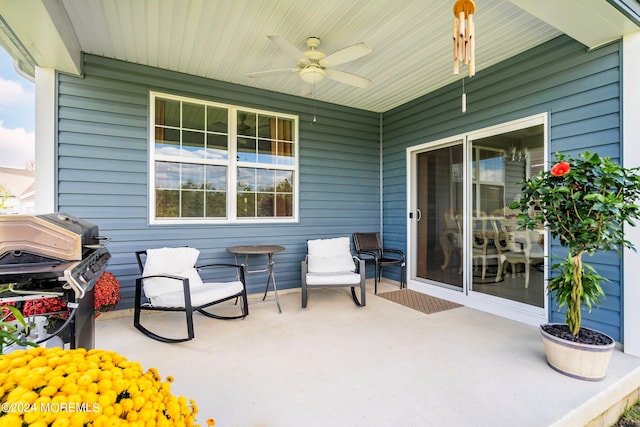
[0,213,111,349]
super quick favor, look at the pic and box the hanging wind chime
[452,0,476,112]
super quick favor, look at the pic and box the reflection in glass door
[416,143,464,288]
[469,128,545,308]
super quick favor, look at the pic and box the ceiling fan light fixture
[300,66,326,84]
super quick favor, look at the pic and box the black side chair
[134,247,248,343]
[353,232,406,294]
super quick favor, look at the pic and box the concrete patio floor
[95,280,640,427]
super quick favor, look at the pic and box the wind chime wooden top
[453,0,476,77]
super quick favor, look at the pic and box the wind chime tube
[458,11,465,64]
[468,14,475,77]
[462,92,467,113]
[453,17,460,74]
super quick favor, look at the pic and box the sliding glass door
[409,115,547,320]
[415,142,464,288]
[468,127,545,308]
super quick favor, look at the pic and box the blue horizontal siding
[56,54,381,306]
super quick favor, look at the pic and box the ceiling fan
[247,35,372,88]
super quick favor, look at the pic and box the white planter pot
[539,323,615,381]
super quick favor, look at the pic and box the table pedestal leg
[262,257,281,313]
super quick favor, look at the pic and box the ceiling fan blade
[247,68,298,78]
[326,69,372,88]
[267,34,308,64]
[320,42,372,67]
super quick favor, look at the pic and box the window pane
[257,193,274,216]
[478,184,504,214]
[205,192,226,217]
[155,127,180,156]
[237,192,256,217]
[156,189,179,217]
[276,171,293,192]
[237,168,255,191]
[276,142,294,165]
[278,118,293,141]
[206,134,228,160]
[238,112,256,136]
[207,106,228,133]
[205,165,226,190]
[181,190,204,217]
[183,102,205,130]
[182,130,205,159]
[237,138,257,162]
[256,169,275,191]
[155,162,180,189]
[257,139,276,164]
[258,115,274,139]
[155,98,180,127]
[182,163,204,189]
[478,150,504,183]
[275,194,292,216]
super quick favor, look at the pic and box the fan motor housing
[300,65,326,83]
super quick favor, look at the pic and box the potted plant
[511,150,640,380]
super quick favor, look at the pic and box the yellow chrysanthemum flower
[0,347,206,426]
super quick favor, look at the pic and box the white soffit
[509,0,640,49]
[9,0,640,112]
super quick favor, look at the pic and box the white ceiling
[1,0,638,112]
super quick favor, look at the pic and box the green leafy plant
[510,151,640,336]
[0,305,37,353]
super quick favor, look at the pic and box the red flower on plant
[0,271,121,321]
[94,271,122,316]
[550,161,571,177]
[23,297,69,319]
[0,302,17,321]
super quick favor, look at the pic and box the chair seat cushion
[306,272,362,286]
[150,280,244,308]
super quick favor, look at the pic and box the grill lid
[0,213,107,262]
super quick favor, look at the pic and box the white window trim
[148,91,299,225]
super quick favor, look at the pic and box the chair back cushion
[142,247,204,299]
[307,237,355,274]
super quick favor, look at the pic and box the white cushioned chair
[134,247,248,343]
[301,237,366,308]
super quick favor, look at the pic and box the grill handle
[85,236,111,249]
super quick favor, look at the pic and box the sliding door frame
[405,113,549,327]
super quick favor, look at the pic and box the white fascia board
[509,0,640,49]
[0,0,81,77]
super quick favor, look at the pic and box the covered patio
[96,279,640,427]
[2,2,640,424]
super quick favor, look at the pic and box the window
[150,92,298,223]
[472,147,505,214]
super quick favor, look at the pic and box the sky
[0,47,35,170]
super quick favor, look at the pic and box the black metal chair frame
[353,232,406,294]
[134,250,249,343]
[301,255,366,308]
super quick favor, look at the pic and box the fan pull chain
[312,81,317,123]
